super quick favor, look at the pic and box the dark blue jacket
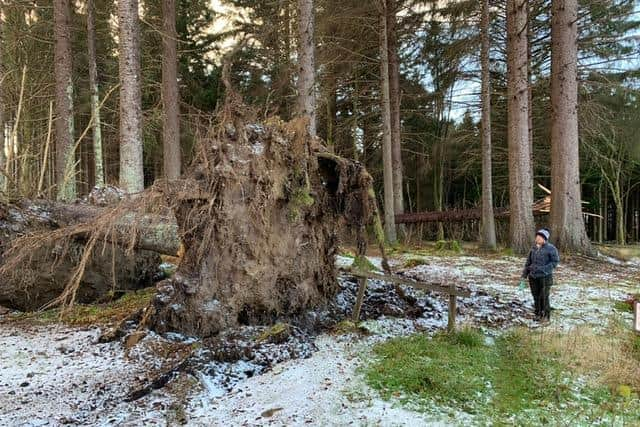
[522,242,560,279]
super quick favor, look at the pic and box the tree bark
[53,0,77,201]
[162,0,181,180]
[296,0,317,137]
[87,0,105,188]
[325,68,336,151]
[0,10,5,192]
[480,0,497,250]
[597,180,603,243]
[549,0,593,254]
[507,0,534,254]
[395,207,548,224]
[387,0,404,224]
[379,0,397,243]
[118,0,144,193]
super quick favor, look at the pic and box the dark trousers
[529,275,553,319]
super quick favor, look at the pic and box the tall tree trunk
[325,69,336,152]
[387,0,404,225]
[296,0,316,137]
[351,76,359,161]
[53,0,77,201]
[613,188,625,245]
[597,180,603,243]
[378,0,397,244]
[603,183,608,241]
[480,0,497,250]
[162,0,181,181]
[283,0,292,120]
[527,1,533,164]
[118,0,144,193]
[506,0,534,254]
[550,0,593,254]
[0,10,5,192]
[86,0,104,188]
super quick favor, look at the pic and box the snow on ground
[186,335,440,426]
[0,324,170,426]
[0,252,638,426]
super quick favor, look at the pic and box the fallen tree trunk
[0,200,163,311]
[47,201,180,256]
[395,207,548,224]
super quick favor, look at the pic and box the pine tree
[507,0,534,253]
[0,6,5,191]
[118,0,144,193]
[549,0,593,254]
[387,0,404,228]
[53,0,76,201]
[162,0,181,180]
[480,0,497,249]
[86,0,104,188]
[378,0,397,243]
[296,0,317,136]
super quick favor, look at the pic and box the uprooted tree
[0,115,385,337]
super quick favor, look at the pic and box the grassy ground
[364,323,640,425]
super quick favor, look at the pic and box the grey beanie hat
[536,228,550,241]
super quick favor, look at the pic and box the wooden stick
[37,101,54,196]
[352,276,367,322]
[4,65,26,191]
[448,282,457,332]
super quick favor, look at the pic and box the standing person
[521,228,560,321]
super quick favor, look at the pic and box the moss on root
[9,288,155,326]
[287,187,315,221]
[351,255,377,272]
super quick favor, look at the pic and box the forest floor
[1,245,639,426]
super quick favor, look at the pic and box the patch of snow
[186,336,446,426]
[250,142,264,156]
[0,325,168,425]
[335,255,354,269]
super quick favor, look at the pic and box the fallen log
[0,200,163,311]
[46,201,180,256]
[395,207,548,224]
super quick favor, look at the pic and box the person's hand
[518,280,526,290]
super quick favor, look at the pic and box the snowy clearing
[1,252,638,426]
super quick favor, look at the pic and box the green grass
[365,329,492,413]
[492,330,567,414]
[363,328,640,424]
[435,240,463,253]
[403,258,429,268]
